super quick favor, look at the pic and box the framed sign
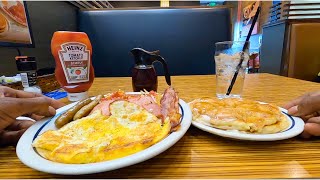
[0,1,34,47]
[240,1,260,37]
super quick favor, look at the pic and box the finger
[0,86,42,98]
[283,91,320,110]
[0,97,55,130]
[304,113,317,120]
[0,86,18,98]
[0,129,26,146]
[14,89,43,98]
[29,114,44,121]
[5,120,34,131]
[287,106,314,120]
[297,112,320,121]
[29,106,56,120]
[0,86,64,109]
[16,90,65,109]
[287,106,298,115]
[283,95,305,109]
[296,96,320,117]
[304,123,320,137]
[4,97,56,117]
[46,97,65,109]
[48,106,56,116]
[306,116,320,124]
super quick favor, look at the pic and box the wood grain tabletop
[2,73,320,178]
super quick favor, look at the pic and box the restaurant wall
[0,1,77,76]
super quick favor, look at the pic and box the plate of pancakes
[16,89,192,175]
[189,98,304,141]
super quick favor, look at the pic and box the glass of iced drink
[214,41,250,98]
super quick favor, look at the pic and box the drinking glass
[214,41,250,98]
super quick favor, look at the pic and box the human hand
[0,86,64,108]
[0,86,64,146]
[0,86,64,120]
[284,91,320,138]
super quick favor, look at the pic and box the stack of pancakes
[189,98,290,134]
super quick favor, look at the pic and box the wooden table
[1,73,320,178]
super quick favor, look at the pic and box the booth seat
[78,7,231,77]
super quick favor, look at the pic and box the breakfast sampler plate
[192,107,304,141]
[16,94,192,175]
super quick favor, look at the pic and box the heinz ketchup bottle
[51,31,95,101]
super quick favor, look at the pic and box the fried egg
[32,101,171,164]
[189,98,289,134]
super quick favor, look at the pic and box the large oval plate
[16,95,192,175]
[192,106,304,141]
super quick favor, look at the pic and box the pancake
[33,101,171,164]
[0,13,7,33]
[189,98,289,134]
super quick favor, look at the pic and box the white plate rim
[191,106,305,141]
[16,94,192,175]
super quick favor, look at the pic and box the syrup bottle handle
[155,55,171,86]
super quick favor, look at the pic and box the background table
[1,73,320,178]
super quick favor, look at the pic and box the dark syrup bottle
[130,48,171,92]
[132,65,158,92]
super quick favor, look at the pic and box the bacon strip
[160,87,181,130]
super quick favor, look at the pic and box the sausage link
[55,98,92,128]
[73,95,103,120]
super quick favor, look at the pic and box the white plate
[16,95,192,175]
[192,107,305,141]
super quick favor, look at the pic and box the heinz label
[58,42,91,84]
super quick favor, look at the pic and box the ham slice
[90,88,181,129]
[90,100,116,116]
[128,95,162,118]
[90,91,162,118]
[160,87,181,129]
[90,91,127,116]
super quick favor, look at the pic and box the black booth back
[78,7,231,77]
